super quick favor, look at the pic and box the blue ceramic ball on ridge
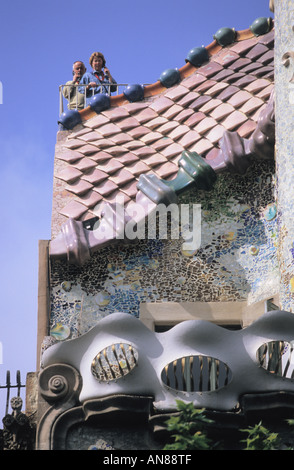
[159,68,181,88]
[123,84,145,102]
[186,46,209,67]
[58,109,82,130]
[89,93,111,113]
[213,27,236,46]
[250,17,271,36]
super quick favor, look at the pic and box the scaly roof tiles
[51,18,275,263]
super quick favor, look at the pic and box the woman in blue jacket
[79,52,117,103]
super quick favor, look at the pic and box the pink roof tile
[245,78,271,94]
[149,96,174,114]
[83,114,110,128]
[190,138,214,155]
[115,116,141,131]
[197,61,223,78]
[64,139,86,150]
[195,117,218,134]
[76,143,102,155]
[81,168,108,184]
[178,130,201,148]
[227,90,252,108]
[168,124,190,141]
[177,91,200,107]
[195,79,217,94]
[140,131,162,144]
[230,36,258,55]
[214,50,240,67]
[239,96,264,114]
[246,43,268,60]
[101,107,130,121]
[57,167,82,183]
[97,159,124,174]
[142,153,168,167]
[122,102,149,114]
[182,73,207,90]
[165,85,189,101]
[78,190,103,208]
[222,110,248,130]
[199,98,222,113]
[161,142,183,159]
[204,81,228,96]
[72,157,97,172]
[65,179,93,196]
[110,133,133,145]
[184,111,206,127]
[155,121,178,135]
[173,108,194,123]
[237,120,257,138]
[119,180,139,198]
[150,136,174,151]
[92,179,119,197]
[59,200,88,219]
[124,160,150,176]
[58,150,83,163]
[108,168,135,185]
[96,123,122,137]
[144,116,169,130]
[88,151,113,163]
[155,161,179,178]
[127,126,150,139]
[206,124,226,144]
[210,102,235,121]
[133,107,159,123]
[115,152,139,165]
[162,104,183,119]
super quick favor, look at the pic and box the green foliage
[163,400,217,450]
[286,418,294,427]
[163,400,285,450]
[240,421,280,450]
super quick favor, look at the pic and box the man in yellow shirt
[63,61,86,110]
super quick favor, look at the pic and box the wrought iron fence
[0,370,26,418]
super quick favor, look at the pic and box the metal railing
[161,355,232,393]
[0,370,26,417]
[59,83,130,114]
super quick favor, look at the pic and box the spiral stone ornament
[39,364,81,403]
[48,375,68,396]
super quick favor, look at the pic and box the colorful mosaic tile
[50,159,277,337]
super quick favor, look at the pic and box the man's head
[73,61,86,77]
[89,52,106,71]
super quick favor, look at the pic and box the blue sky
[0,0,271,402]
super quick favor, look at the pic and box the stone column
[275,1,294,311]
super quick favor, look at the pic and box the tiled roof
[51,18,275,263]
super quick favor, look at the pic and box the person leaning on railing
[78,51,117,105]
[63,60,87,110]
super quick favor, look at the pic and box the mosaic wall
[275,3,294,312]
[49,159,278,340]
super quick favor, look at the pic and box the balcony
[59,83,148,114]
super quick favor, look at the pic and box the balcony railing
[59,83,147,115]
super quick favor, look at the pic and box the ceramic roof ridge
[52,14,275,251]
[58,17,274,129]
